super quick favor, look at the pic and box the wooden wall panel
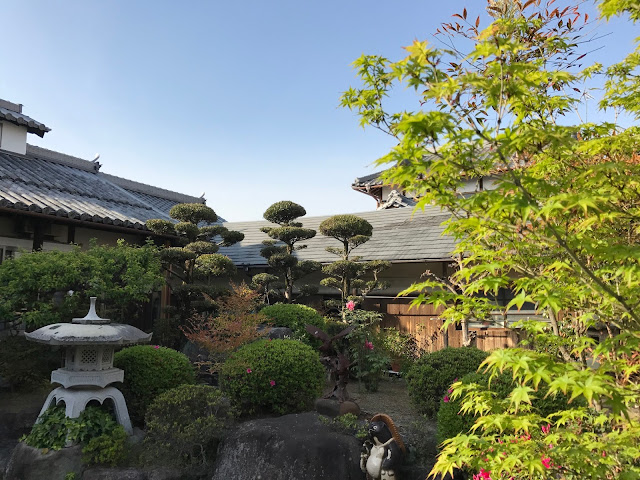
[364,298,520,353]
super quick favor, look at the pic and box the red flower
[364,341,374,350]
[346,301,355,311]
[269,380,276,386]
[541,457,552,469]
[443,395,450,403]
[246,368,252,373]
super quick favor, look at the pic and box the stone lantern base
[38,386,133,435]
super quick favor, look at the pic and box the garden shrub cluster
[113,345,195,426]
[259,303,326,344]
[220,339,324,415]
[406,347,489,418]
[143,384,233,467]
[23,405,127,466]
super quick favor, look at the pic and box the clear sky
[1,1,637,221]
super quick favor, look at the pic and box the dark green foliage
[169,203,218,225]
[146,203,243,348]
[145,219,176,236]
[175,222,200,242]
[0,240,162,329]
[318,215,373,244]
[0,335,60,390]
[24,405,125,464]
[220,339,324,415]
[143,385,233,467]
[260,201,319,302]
[184,241,219,255]
[82,426,128,466]
[113,345,196,426]
[406,347,489,418]
[263,201,307,225]
[195,254,236,278]
[260,303,326,342]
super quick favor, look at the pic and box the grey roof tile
[220,207,456,266]
[0,147,203,230]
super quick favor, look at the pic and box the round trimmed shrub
[406,347,489,418]
[220,339,324,415]
[143,384,232,467]
[260,303,326,344]
[113,345,196,426]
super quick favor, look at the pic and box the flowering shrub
[406,347,489,418]
[220,339,324,415]
[346,308,389,392]
[113,345,196,426]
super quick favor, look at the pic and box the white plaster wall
[0,122,27,155]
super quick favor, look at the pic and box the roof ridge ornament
[72,296,110,325]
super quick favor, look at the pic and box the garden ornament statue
[305,323,354,402]
[25,297,151,434]
[360,413,405,480]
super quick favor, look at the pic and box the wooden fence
[363,297,521,353]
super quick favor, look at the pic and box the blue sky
[1,1,637,221]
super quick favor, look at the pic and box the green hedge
[143,384,232,467]
[114,345,195,426]
[220,339,324,415]
[406,347,489,418]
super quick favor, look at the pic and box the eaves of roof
[0,107,50,137]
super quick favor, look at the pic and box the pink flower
[246,368,252,373]
[269,380,276,386]
[153,345,160,349]
[346,301,355,311]
[541,424,550,435]
[541,457,552,469]
[472,469,491,480]
[443,395,450,403]
[364,341,374,350]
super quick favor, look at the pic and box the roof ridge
[26,144,98,172]
[99,172,204,205]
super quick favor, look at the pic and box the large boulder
[4,443,83,480]
[211,412,364,480]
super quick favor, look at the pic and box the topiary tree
[259,201,320,302]
[318,214,389,313]
[146,203,244,347]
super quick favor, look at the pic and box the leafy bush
[320,413,368,440]
[379,328,420,372]
[0,335,60,391]
[0,240,162,329]
[113,345,195,426]
[260,303,325,344]
[24,405,125,465]
[406,347,489,418]
[436,370,580,446]
[82,426,128,466]
[220,339,324,415]
[143,384,233,467]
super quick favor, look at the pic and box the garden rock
[4,443,83,480]
[82,468,146,480]
[211,412,364,480]
[267,327,293,340]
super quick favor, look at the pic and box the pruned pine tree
[146,203,243,346]
[318,214,389,313]
[259,201,320,302]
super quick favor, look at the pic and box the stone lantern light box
[25,297,152,434]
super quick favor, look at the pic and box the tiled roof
[0,145,204,231]
[219,206,455,266]
[0,107,50,137]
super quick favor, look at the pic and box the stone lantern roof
[25,297,152,346]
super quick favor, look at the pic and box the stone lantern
[25,297,152,434]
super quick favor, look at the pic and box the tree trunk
[461,319,471,347]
